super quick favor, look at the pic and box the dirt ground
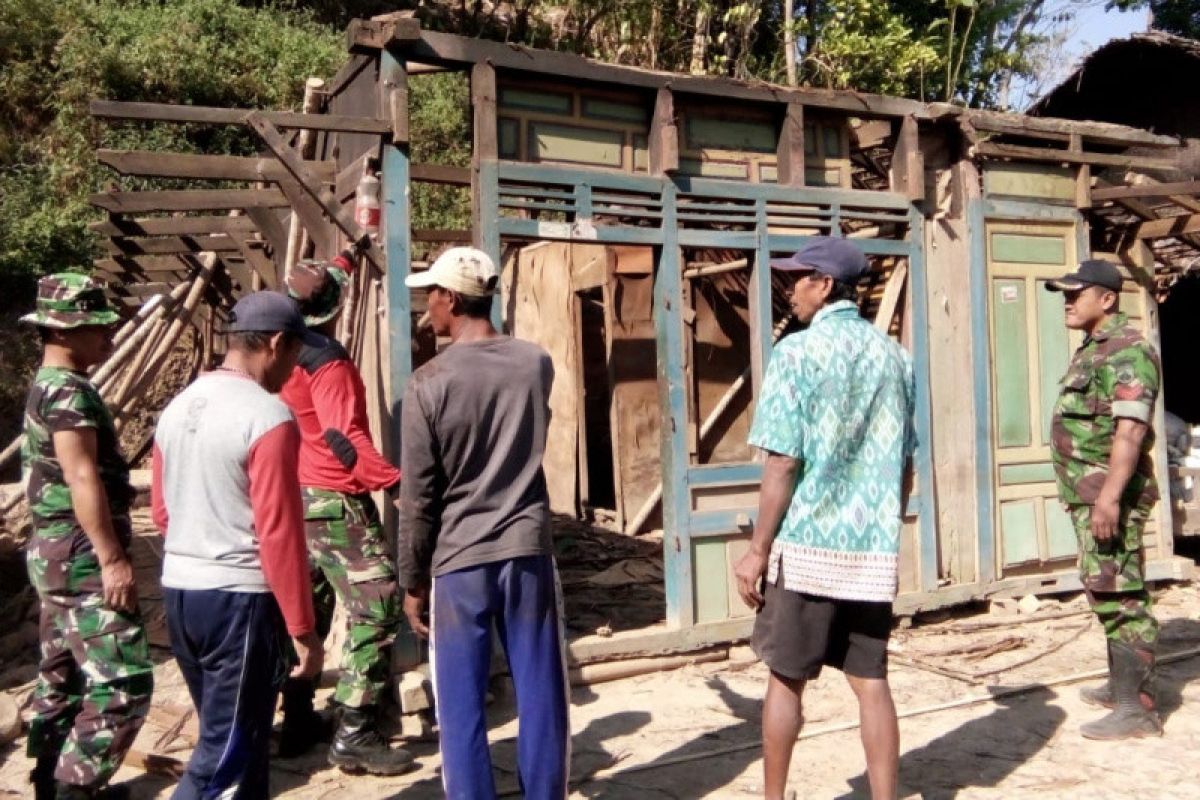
[1,523,1199,799]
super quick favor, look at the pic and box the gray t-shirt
[397,336,554,585]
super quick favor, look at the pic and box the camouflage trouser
[303,488,399,708]
[1069,504,1159,649]
[25,520,153,788]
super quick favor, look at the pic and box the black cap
[229,291,325,347]
[1045,260,1123,293]
[769,236,868,284]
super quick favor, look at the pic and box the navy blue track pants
[430,554,570,800]
[164,588,288,800]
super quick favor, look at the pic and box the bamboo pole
[94,281,191,391]
[683,258,749,280]
[284,78,326,277]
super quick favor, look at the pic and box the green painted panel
[679,158,749,179]
[804,167,842,187]
[822,125,843,157]
[530,122,624,167]
[998,462,1057,485]
[633,135,649,172]
[1036,282,1070,445]
[685,116,777,153]
[991,232,1067,265]
[499,87,572,114]
[498,117,520,159]
[758,163,778,183]
[693,539,730,623]
[1045,498,1077,560]
[984,163,1076,201]
[1001,499,1040,566]
[582,96,648,124]
[993,279,1032,448]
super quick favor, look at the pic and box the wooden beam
[1070,134,1091,210]
[89,216,258,237]
[412,228,472,242]
[775,103,805,187]
[951,107,1179,149]
[383,58,409,145]
[244,208,289,261]
[873,261,909,332]
[411,162,471,186]
[105,235,238,255]
[273,181,335,258]
[96,149,336,183]
[471,62,498,249]
[1135,212,1200,240]
[236,241,278,288]
[346,15,422,52]
[649,88,678,176]
[89,189,289,213]
[410,32,926,120]
[95,255,193,275]
[1092,179,1200,202]
[246,112,386,271]
[972,141,1178,170]
[89,100,392,135]
[890,115,923,202]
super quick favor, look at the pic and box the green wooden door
[987,222,1080,570]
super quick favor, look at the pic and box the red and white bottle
[354,170,381,236]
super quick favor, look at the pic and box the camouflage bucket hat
[20,273,120,330]
[287,254,353,327]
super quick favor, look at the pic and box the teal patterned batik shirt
[749,300,916,602]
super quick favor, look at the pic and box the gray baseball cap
[228,291,326,347]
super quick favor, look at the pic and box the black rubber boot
[30,752,57,800]
[1080,641,1163,740]
[278,677,332,758]
[1079,643,1114,709]
[328,705,414,776]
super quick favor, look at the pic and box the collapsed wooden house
[32,16,1200,657]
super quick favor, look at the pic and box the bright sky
[1015,2,1151,109]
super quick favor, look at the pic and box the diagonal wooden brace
[246,111,388,273]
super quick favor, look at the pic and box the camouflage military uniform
[1050,311,1161,649]
[303,488,399,708]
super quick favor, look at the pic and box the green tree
[1109,0,1200,38]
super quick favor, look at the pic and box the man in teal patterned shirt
[734,237,914,800]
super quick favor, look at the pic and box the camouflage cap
[20,273,120,330]
[287,252,354,327]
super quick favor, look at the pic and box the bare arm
[53,428,136,613]
[733,452,801,610]
[1091,417,1149,541]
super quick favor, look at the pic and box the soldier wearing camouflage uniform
[20,275,153,800]
[1047,259,1163,740]
[279,252,412,775]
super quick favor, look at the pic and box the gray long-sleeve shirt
[397,336,554,587]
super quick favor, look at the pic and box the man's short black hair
[827,279,860,305]
[228,330,296,353]
[456,292,493,319]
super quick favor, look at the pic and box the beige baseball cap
[405,246,499,297]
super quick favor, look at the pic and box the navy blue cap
[1045,259,1123,293]
[229,291,325,347]
[769,236,868,284]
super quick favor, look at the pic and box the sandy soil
[2,526,1198,799]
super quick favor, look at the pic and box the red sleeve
[151,443,169,536]
[309,360,401,491]
[248,421,315,637]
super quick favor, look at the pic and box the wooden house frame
[72,16,1195,660]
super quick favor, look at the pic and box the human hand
[1091,495,1120,542]
[291,632,324,679]
[100,555,138,614]
[404,587,430,639]
[733,547,769,611]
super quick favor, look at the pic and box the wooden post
[1070,133,1091,210]
[285,78,327,276]
[469,61,502,331]
[649,88,678,176]
[890,115,924,203]
[776,103,805,187]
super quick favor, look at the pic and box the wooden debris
[0,692,22,745]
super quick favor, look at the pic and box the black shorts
[751,578,893,680]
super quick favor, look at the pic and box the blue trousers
[430,555,570,800]
[164,589,288,800]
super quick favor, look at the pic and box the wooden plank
[96,149,335,183]
[649,88,678,176]
[105,235,238,255]
[237,241,278,289]
[873,260,909,332]
[244,207,290,261]
[89,189,288,213]
[95,255,193,274]
[89,100,392,135]
[471,62,498,255]
[890,116,924,202]
[383,54,410,144]
[1092,179,1200,201]
[956,109,1178,149]
[411,162,471,186]
[412,228,472,242]
[347,15,421,52]
[1135,212,1200,240]
[775,103,804,187]
[246,112,385,270]
[90,216,257,237]
[973,141,1177,170]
